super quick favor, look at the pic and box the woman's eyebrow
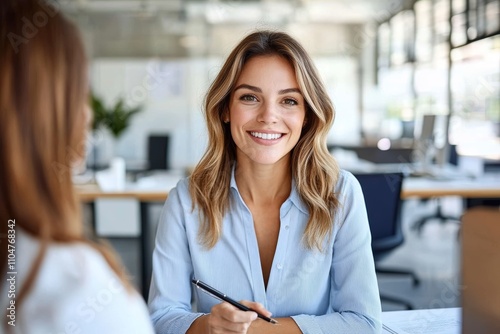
[278,88,301,95]
[234,84,301,95]
[234,84,262,93]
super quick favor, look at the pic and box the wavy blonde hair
[0,0,131,325]
[189,30,340,251]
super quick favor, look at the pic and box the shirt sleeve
[148,181,205,334]
[291,172,382,333]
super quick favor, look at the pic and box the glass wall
[368,0,499,159]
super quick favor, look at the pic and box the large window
[449,36,500,157]
[415,0,434,63]
[367,0,499,158]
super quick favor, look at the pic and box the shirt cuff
[154,312,206,334]
[291,314,322,334]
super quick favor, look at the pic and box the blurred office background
[59,0,499,311]
[61,0,500,167]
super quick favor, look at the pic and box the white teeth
[250,132,282,140]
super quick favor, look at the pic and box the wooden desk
[76,183,169,202]
[75,170,181,201]
[77,176,500,202]
[402,176,500,199]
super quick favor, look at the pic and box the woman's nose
[257,102,278,124]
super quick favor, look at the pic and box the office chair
[147,134,170,170]
[354,172,420,310]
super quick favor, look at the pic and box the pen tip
[270,319,279,324]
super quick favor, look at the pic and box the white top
[0,228,154,334]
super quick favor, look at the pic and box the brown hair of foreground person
[0,0,130,325]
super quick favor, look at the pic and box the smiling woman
[148,30,382,334]
[228,55,306,167]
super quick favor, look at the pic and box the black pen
[191,279,278,324]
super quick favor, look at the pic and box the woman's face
[228,55,306,167]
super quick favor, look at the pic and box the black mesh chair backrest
[353,173,404,257]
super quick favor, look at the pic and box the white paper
[382,308,461,334]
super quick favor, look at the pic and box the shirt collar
[229,163,308,215]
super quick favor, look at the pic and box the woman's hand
[207,300,272,334]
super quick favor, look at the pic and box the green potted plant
[89,92,143,166]
[91,92,142,137]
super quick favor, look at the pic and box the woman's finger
[209,302,257,333]
[239,300,272,318]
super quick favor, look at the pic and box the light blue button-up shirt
[148,169,382,333]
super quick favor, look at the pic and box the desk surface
[402,175,500,199]
[76,174,500,201]
[75,171,182,202]
[76,183,169,202]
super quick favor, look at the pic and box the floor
[92,196,463,312]
[377,197,462,311]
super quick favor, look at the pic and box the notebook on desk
[462,208,500,333]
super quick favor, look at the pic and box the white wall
[314,57,360,145]
[91,58,213,169]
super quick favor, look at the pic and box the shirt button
[285,225,289,230]
[277,264,283,270]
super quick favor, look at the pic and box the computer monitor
[412,114,437,167]
[415,114,436,142]
[147,134,170,170]
[401,120,415,139]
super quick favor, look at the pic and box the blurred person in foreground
[148,30,382,334]
[0,1,154,333]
